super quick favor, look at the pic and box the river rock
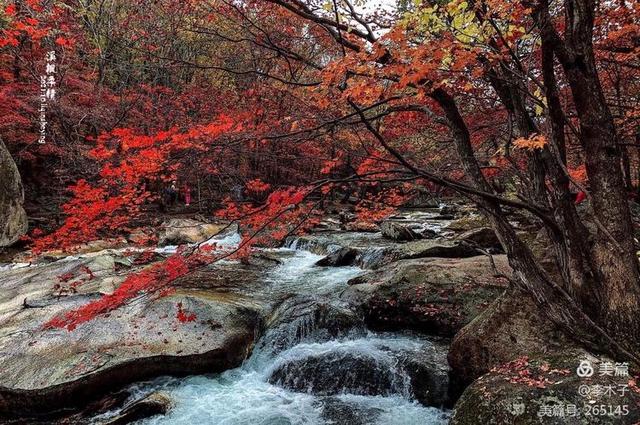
[448,289,571,394]
[450,351,640,425]
[102,391,173,425]
[315,247,359,267]
[0,139,28,247]
[341,256,510,336]
[445,214,490,232]
[343,221,379,232]
[0,252,270,417]
[318,397,383,425]
[397,339,451,407]
[268,350,407,397]
[381,221,421,241]
[439,204,458,216]
[157,218,227,246]
[287,233,479,269]
[455,227,502,251]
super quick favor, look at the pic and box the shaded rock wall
[0,139,27,247]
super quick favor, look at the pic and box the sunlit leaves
[513,134,548,151]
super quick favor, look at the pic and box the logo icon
[508,401,526,416]
[577,360,594,377]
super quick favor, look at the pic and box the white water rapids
[105,248,450,425]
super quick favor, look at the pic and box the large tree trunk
[431,86,640,362]
[536,0,640,342]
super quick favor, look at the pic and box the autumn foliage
[3,0,640,359]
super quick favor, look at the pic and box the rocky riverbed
[1,206,638,424]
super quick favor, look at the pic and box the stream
[99,248,451,425]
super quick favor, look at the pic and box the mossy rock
[450,351,640,425]
[448,289,571,393]
[341,256,510,336]
[445,214,490,232]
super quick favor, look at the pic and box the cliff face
[0,139,27,247]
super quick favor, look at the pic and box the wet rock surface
[318,397,384,425]
[341,256,510,336]
[101,391,174,425]
[261,295,365,353]
[288,232,478,269]
[315,247,359,267]
[380,221,422,241]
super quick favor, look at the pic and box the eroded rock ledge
[0,252,271,419]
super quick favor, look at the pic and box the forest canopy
[2,0,640,364]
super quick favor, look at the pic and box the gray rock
[341,256,510,336]
[0,139,28,247]
[381,221,421,241]
[268,350,407,397]
[417,228,439,239]
[455,227,502,251]
[261,295,364,354]
[157,218,229,246]
[445,214,490,232]
[448,289,571,396]
[450,351,640,425]
[315,247,358,267]
[318,397,383,425]
[439,205,458,216]
[268,337,450,407]
[286,233,480,269]
[0,253,271,417]
[102,391,173,425]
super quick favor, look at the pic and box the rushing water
[101,248,450,425]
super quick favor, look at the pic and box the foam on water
[133,374,449,425]
[154,228,242,255]
[262,249,362,297]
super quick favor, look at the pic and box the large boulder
[268,350,409,397]
[315,247,359,267]
[455,227,502,251]
[341,256,510,336]
[444,214,490,232]
[0,139,28,247]
[157,218,227,246]
[0,252,272,418]
[380,221,421,241]
[448,290,571,395]
[450,351,640,425]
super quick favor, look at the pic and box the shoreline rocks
[101,391,174,425]
[341,256,510,336]
[0,252,273,419]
